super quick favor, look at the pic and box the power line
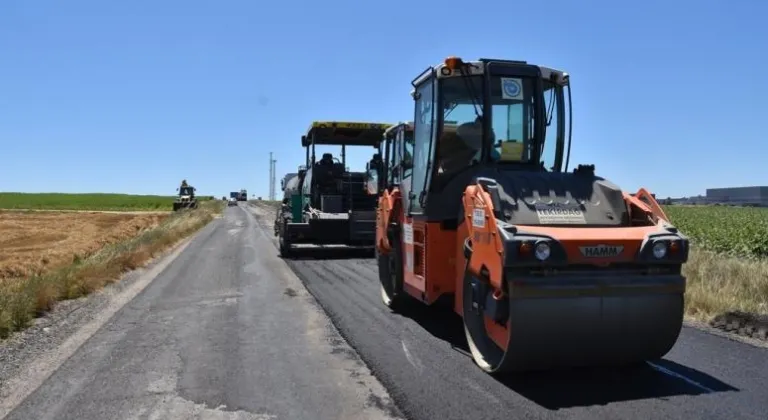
[268,152,277,201]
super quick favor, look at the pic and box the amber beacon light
[444,56,464,70]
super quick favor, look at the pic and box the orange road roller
[374,57,689,375]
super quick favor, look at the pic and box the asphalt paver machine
[276,121,391,257]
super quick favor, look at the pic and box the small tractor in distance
[375,56,690,375]
[173,179,198,211]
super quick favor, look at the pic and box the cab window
[435,75,538,172]
[401,129,414,179]
[411,80,436,213]
[540,80,561,171]
[489,76,536,163]
[385,132,398,185]
[437,76,484,177]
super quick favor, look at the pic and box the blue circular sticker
[502,78,521,98]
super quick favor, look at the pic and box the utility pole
[268,152,277,201]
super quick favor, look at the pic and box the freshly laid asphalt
[249,203,768,420]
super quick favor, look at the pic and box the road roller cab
[369,122,414,197]
[375,57,690,374]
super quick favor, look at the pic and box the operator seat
[319,153,334,167]
[439,119,495,174]
[332,162,345,177]
[314,153,339,195]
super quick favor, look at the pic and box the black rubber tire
[378,230,408,310]
[460,239,511,375]
[279,235,292,258]
[462,259,509,375]
[278,221,293,258]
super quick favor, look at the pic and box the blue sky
[1,0,766,199]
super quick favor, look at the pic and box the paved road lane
[4,205,402,420]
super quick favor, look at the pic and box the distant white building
[705,186,768,206]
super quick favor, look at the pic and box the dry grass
[0,201,223,338]
[684,248,768,321]
[0,211,169,279]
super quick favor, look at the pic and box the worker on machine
[365,153,384,195]
[313,152,340,200]
[319,152,334,167]
[438,116,500,175]
[369,153,383,175]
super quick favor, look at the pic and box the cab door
[403,77,437,299]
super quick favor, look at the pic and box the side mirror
[365,171,378,195]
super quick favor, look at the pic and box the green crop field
[664,205,768,259]
[0,193,210,212]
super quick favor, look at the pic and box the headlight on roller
[652,241,668,259]
[534,241,551,261]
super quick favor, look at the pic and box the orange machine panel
[423,222,457,304]
[402,219,458,304]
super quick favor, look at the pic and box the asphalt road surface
[3,205,401,420]
[250,203,768,420]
